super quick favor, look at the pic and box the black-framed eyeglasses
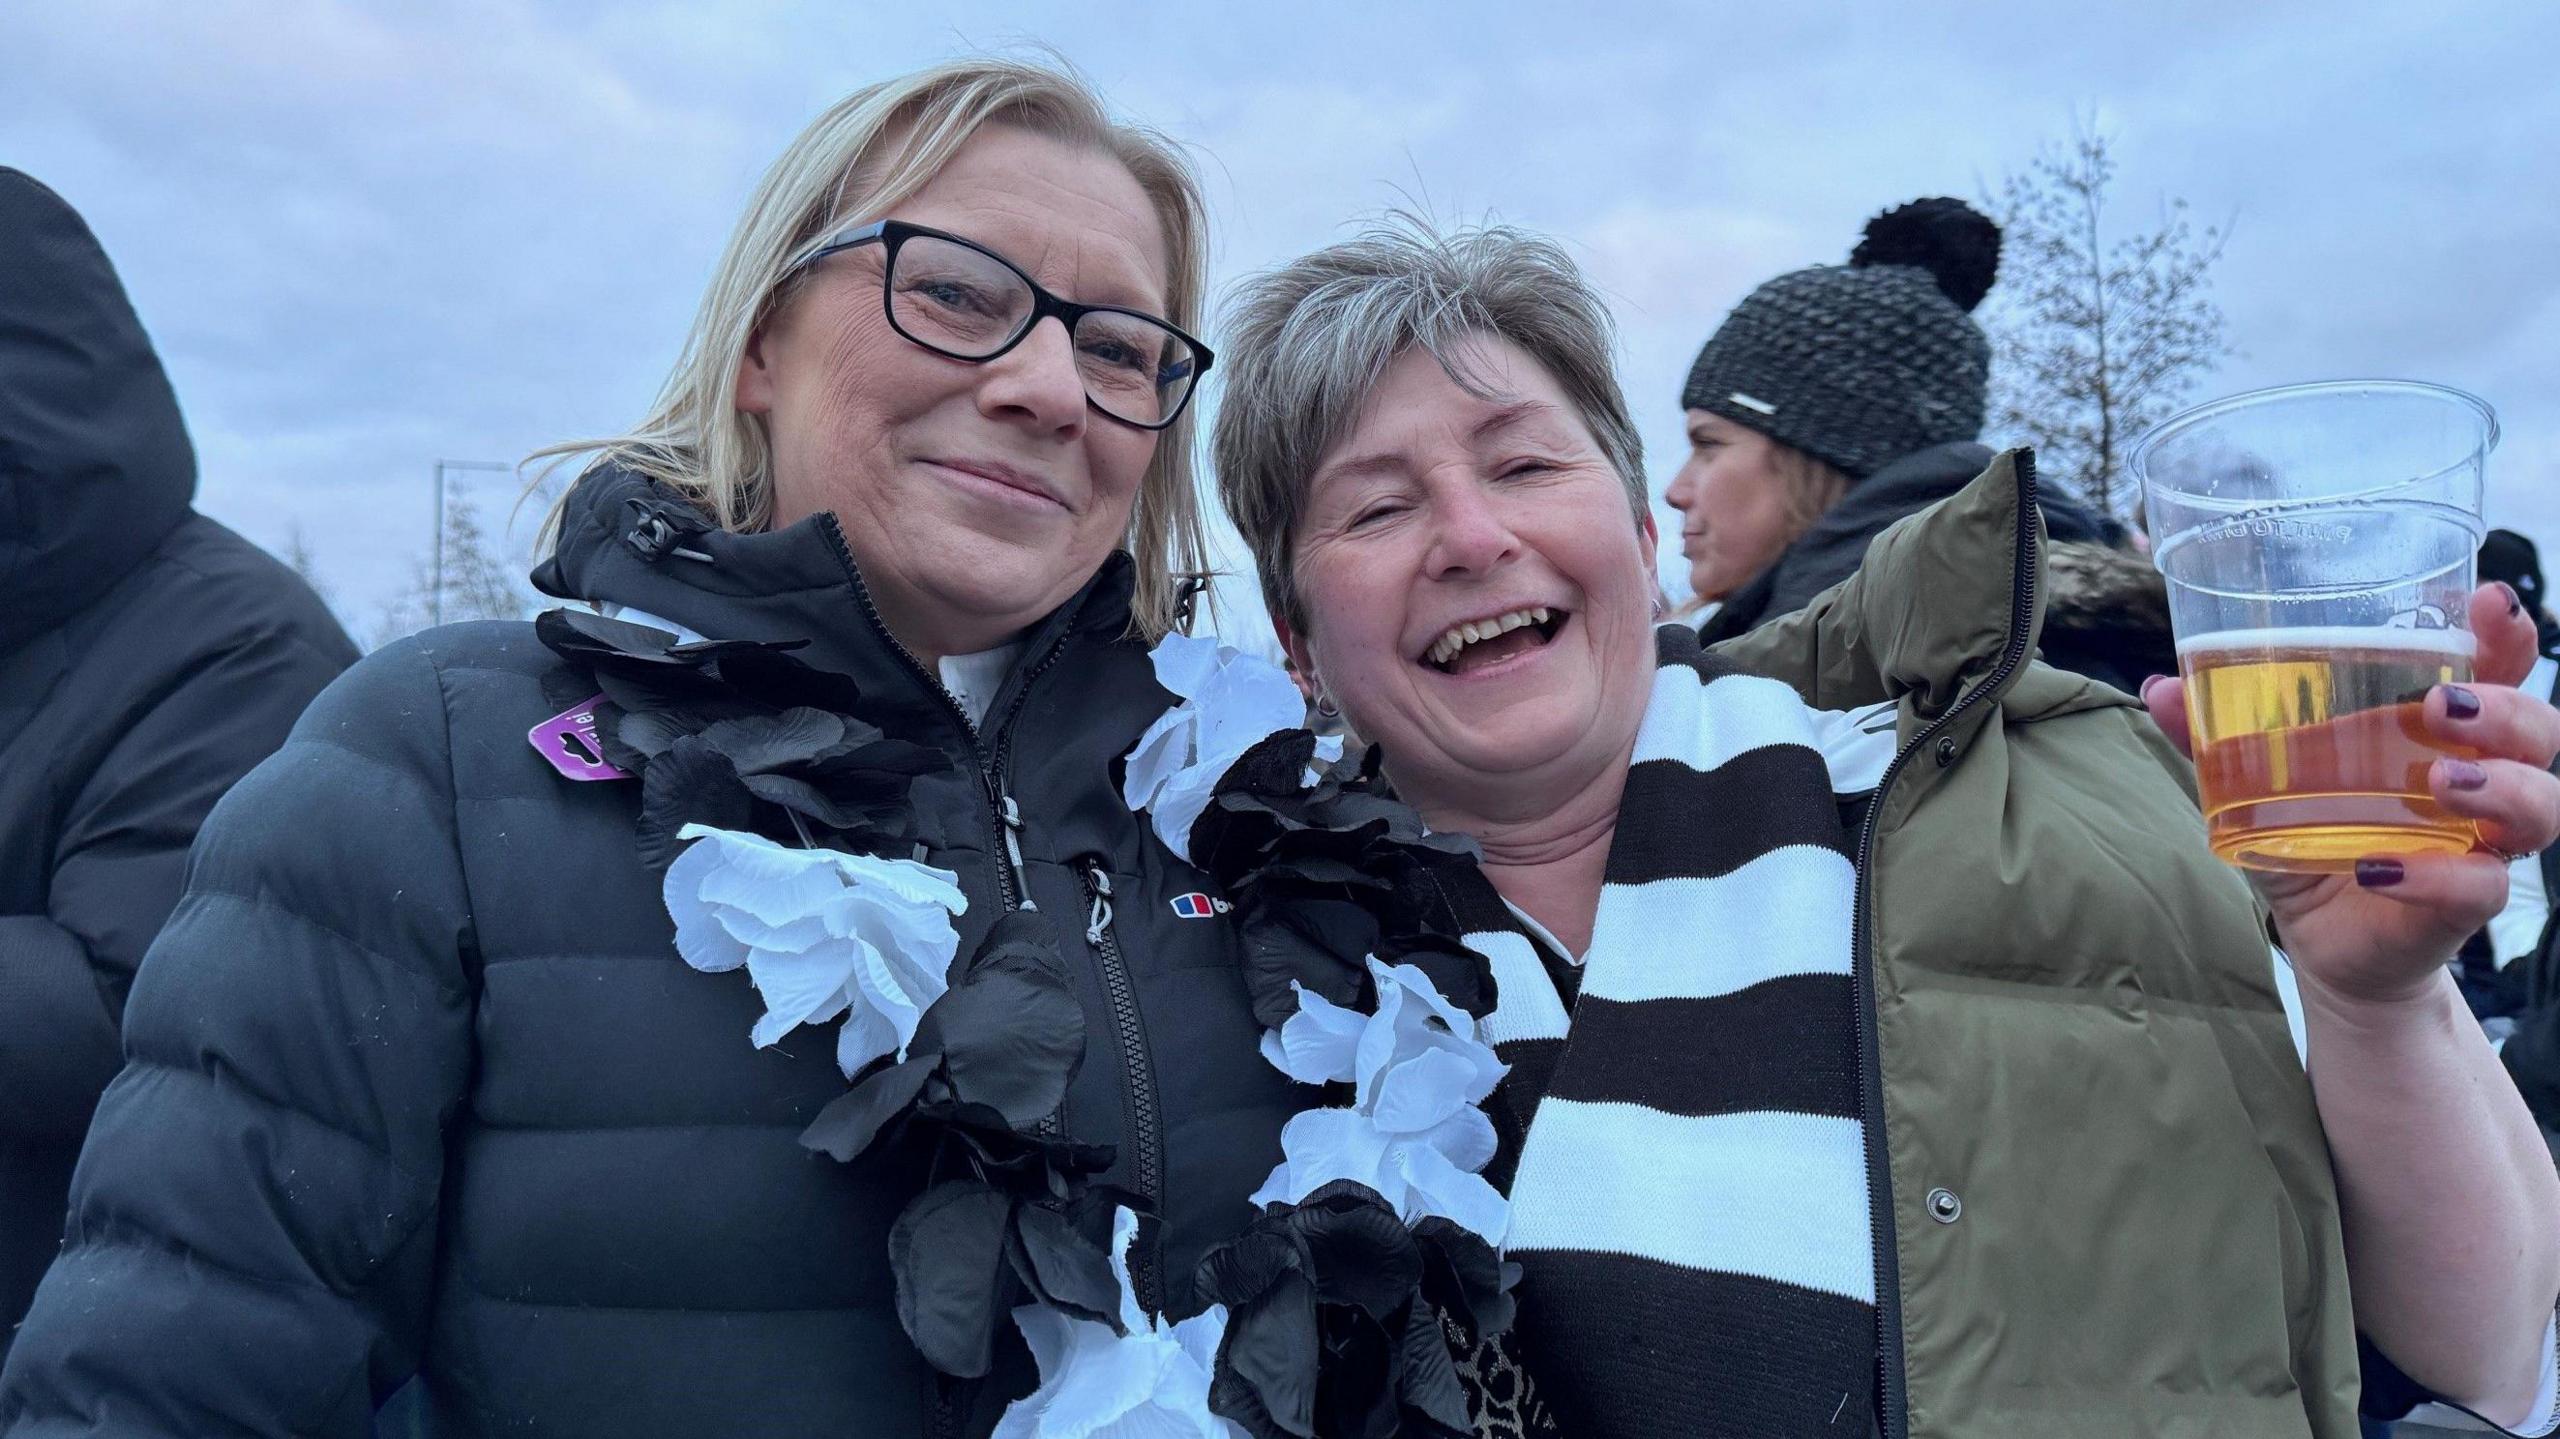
[788,219,1213,432]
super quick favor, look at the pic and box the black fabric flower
[1191,733,1494,1029]
[801,913,1111,1181]
[886,1180,1126,1380]
[628,707,940,867]
[537,608,859,713]
[534,609,940,866]
[1196,1181,1520,1439]
[800,913,1123,1378]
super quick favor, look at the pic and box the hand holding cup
[2144,582,2560,1004]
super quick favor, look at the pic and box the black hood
[2046,538,2170,639]
[0,170,197,652]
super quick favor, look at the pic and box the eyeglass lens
[885,232,1199,426]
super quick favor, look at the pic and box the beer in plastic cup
[2131,380,2496,873]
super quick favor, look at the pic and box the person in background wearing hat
[1666,197,2175,695]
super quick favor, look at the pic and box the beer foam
[2175,625,2478,659]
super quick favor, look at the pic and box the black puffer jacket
[0,465,1302,1436]
[0,169,355,1355]
[1698,441,2175,693]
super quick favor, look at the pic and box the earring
[1314,691,1341,719]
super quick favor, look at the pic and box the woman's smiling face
[1280,333,1660,814]
[738,124,1170,662]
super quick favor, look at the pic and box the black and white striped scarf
[1445,626,1893,1438]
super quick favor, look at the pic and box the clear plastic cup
[2131,380,2496,873]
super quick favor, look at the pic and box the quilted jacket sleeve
[0,616,353,1145]
[0,637,474,1437]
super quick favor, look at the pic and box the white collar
[1502,898,1585,969]
[938,642,1024,729]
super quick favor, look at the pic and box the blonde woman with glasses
[1,61,1307,1438]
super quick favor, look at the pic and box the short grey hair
[1211,218,1648,634]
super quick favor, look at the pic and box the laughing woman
[1207,222,2560,1438]
[1,61,1299,1438]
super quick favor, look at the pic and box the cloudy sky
[9,1,2555,646]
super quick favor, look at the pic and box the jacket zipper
[817,514,1080,1099]
[816,519,1169,1422]
[1079,859,1166,1313]
[1850,452,2043,1439]
[816,514,1042,911]
[816,517,1066,1439]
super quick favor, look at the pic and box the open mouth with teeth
[1422,605,1569,674]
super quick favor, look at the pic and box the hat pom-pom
[1850,198,2001,312]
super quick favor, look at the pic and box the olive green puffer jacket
[1714,449,2359,1438]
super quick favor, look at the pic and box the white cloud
[6,0,2555,635]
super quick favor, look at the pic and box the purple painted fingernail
[2444,759,2489,791]
[2355,858,2406,888]
[2441,685,2482,720]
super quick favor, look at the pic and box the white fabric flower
[995,1207,1244,1439]
[1252,959,1510,1241]
[662,823,966,1077]
[1123,632,1343,862]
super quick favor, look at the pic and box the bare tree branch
[371,484,547,648]
[1982,122,2232,517]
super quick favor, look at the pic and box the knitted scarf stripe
[1457,627,1893,1436]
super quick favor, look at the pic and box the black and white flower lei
[536,616,1518,1437]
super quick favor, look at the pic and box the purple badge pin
[529,694,630,781]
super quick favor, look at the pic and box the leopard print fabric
[1446,1312,1561,1439]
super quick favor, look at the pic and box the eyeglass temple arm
[790,219,890,274]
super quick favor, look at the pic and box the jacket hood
[1709,448,2132,727]
[1704,440,2127,641]
[0,170,197,651]
[2034,536,2178,697]
[1752,441,1997,621]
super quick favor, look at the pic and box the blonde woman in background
[1669,198,2177,694]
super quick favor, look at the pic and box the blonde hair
[531,57,1211,639]
[1775,444,1852,536]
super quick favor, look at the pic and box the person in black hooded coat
[0,65,1303,1437]
[0,168,358,1358]
[1665,197,2176,695]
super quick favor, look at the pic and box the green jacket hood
[1710,448,2135,731]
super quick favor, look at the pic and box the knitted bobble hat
[1680,197,2001,479]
